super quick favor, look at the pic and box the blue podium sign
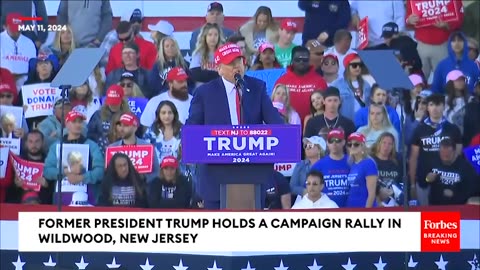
[181,125,301,164]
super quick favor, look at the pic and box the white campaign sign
[0,138,21,178]
[22,83,61,118]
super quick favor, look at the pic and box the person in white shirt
[324,30,356,77]
[292,170,339,209]
[141,67,192,127]
[0,13,37,91]
[350,0,405,47]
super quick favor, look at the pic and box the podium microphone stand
[49,47,104,267]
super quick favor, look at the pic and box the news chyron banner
[18,212,460,253]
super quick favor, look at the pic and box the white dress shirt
[222,77,240,125]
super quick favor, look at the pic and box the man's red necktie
[235,87,242,124]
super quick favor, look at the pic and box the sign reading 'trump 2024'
[182,125,301,164]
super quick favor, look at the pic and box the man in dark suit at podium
[186,43,284,209]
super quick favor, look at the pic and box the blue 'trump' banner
[464,145,480,174]
[182,125,301,164]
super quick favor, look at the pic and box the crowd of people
[0,0,479,210]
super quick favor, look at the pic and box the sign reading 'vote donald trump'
[182,125,301,164]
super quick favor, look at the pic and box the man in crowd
[350,0,405,47]
[6,130,51,204]
[1,13,37,89]
[464,79,480,145]
[304,86,355,138]
[100,8,144,67]
[105,21,157,75]
[275,46,328,123]
[406,0,463,79]
[43,111,104,202]
[324,30,355,76]
[426,138,478,205]
[298,0,351,47]
[1,0,49,49]
[141,67,192,127]
[187,43,283,209]
[274,19,298,68]
[109,112,160,183]
[291,170,339,209]
[57,0,113,48]
[409,94,462,206]
[189,2,234,54]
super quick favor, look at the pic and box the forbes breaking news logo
[420,212,460,252]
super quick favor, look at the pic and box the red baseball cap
[119,112,139,127]
[214,43,245,65]
[280,19,298,32]
[105,85,124,106]
[323,53,338,63]
[6,13,23,33]
[343,53,360,68]
[347,132,366,144]
[259,43,275,53]
[65,111,86,123]
[327,129,345,140]
[166,67,188,82]
[161,156,179,169]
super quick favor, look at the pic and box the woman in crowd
[291,170,339,209]
[404,90,431,147]
[143,101,182,162]
[88,65,106,97]
[290,136,327,198]
[87,85,131,152]
[320,54,339,86]
[148,20,174,50]
[345,132,378,208]
[270,84,301,125]
[239,6,279,56]
[98,153,147,207]
[333,53,371,120]
[250,43,282,71]
[117,72,145,98]
[148,156,193,209]
[444,70,469,134]
[107,112,123,144]
[310,128,350,207]
[18,52,60,129]
[68,82,101,123]
[43,25,75,67]
[190,23,224,85]
[303,91,325,133]
[357,103,399,151]
[148,37,192,94]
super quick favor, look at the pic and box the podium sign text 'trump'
[182,125,301,164]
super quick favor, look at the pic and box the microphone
[234,73,244,90]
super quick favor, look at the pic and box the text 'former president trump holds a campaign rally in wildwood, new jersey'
[186,42,284,210]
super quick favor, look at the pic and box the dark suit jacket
[186,75,284,202]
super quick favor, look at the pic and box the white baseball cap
[303,136,327,151]
[148,20,174,36]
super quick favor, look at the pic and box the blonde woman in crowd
[239,6,279,55]
[117,72,145,98]
[69,82,101,123]
[107,112,123,144]
[148,36,190,94]
[345,132,378,208]
[290,136,327,198]
[88,65,106,97]
[357,103,399,151]
[270,84,301,125]
[43,25,76,67]
[190,23,224,84]
[303,91,325,133]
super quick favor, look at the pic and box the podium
[182,125,301,210]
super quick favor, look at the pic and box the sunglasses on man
[0,93,13,99]
[328,138,343,144]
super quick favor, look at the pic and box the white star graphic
[468,254,479,270]
[75,256,89,269]
[106,257,121,269]
[408,255,418,268]
[241,261,255,270]
[374,257,387,270]
[207,260,222,270]
[308,258,323,270]
[140,258,155,270]
[183,53,192,63]
[274,260,289,270]
[173,259,189,270]
[342,258,357,270]
[435,255,448,270]
[43,255,56,267]
[12,255,25,270]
